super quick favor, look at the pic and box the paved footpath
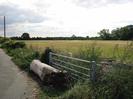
[0,49,39,99]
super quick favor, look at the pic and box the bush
[91,66,133,99]
[14,42,26,48]
[0,37,10,44]
[78,43,102,61]
[7,48,40,70]
[1,40,15,49]
[113,42,133,64]
[1,40,26,49]
[58,83,91,99]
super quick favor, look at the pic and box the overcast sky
[0,0,133,37]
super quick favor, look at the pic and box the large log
[30,60,71,88]
[30,60,60,80]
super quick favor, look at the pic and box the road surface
[0,49,39,99]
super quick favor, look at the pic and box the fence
[49,52,97,82]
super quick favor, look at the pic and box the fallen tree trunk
[30,60,60,80]
[30,60,71,88]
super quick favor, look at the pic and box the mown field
[22,40,132,60]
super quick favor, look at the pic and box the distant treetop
[21,33,30,40]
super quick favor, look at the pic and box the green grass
[2,39,132,99]
[5,48,39,70]
[21,40,132,60]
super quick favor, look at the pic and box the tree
[111,28,121,40]
[71,34,76,38]
[21,33,30,40]
[71,34,77,40]
[111,25,133,40]
[98,29,111,40]
[86,36,89,39]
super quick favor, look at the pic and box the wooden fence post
[90,61,96,83]
[49,52,52,65]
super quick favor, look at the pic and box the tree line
[11,25,133,40]
[11,34,95,40]
[98,25,133,40]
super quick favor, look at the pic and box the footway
[0,49,39,99]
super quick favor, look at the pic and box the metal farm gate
[49,52,97,81]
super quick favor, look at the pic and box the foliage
[31,62,133,99]
[0,37,10,44]
[6,48,39,70]
[98,29,111,40]
[9,25,133,40]
[1,40,26,49]
[58,83,91,99]
[98,25,133,40]
[21,33,30,40]
[0,37,38,70]
[112,25,133,40]
[39,82,91,99]
[78,43,102,61]
[112,42,133,64]
[90,65,133,99]
[11,36,91,40]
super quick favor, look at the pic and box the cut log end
[43,72,72,88]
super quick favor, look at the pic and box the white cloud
[0,0,133,37]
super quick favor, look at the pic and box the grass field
[6,40,132,98]
[1,38,133,99]
[22,40,132,60]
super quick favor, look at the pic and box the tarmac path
[0,49,39,99]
